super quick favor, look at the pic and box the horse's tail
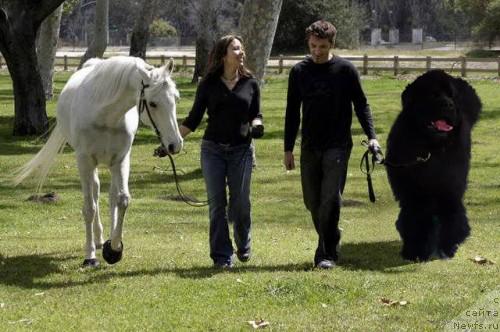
[13,123,67,192]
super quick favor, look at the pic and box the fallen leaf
[34,292,45,296]
[248,319,270,329]
[27,192,60,203]
[469,256,495,265]
[0,303,5,308]
[9,318,32,325]
[380,297,409,307]
[236,278,246,284]
[321,303,328,308]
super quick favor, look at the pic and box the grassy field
[0,70,499,331]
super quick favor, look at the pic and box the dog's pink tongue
[433,120,453,132]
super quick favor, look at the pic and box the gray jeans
[300,147,351,263]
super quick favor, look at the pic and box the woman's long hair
[204,35,253,80]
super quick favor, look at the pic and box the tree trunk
[79,0,109,68]
[192,0,218,83]
[129,0,158,59]
[37,4,63,100]
[238,0,283,85]
[0,0,66,136]
[193,35,214,82]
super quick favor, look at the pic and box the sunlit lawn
[0,69,498,331]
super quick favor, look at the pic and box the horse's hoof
[102,240,123,264]
[82,258,100,268]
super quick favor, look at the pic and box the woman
[180,35,263,268]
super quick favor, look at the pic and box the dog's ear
[401,83,413,110]
[453,77,482,126]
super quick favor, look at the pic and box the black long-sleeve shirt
[182,75,262,146]
[284,56,376,152]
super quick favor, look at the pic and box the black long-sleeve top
[284,56,376,152]
[182,75,262,146]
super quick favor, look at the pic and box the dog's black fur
[386,70,481,261]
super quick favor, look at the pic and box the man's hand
[368,138,381,153]
[284,151,295,170]
[368,138,383,163]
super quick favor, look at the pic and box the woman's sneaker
[315,259,335,269]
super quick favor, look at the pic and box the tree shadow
[338,240,415,272]
[0,252,77,289]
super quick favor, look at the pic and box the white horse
[14,56,183,267]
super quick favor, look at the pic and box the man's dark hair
[305,20,337,44]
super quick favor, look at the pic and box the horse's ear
[158,59,174,78]
[167,58,175,74]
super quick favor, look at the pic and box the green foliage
[465,49,500,57]
[473,0,500,46]
[62,0,80,16]
[455,0,500,44]
[273,0,366,53]
[456,0,490,25]
[0,71,499,330]
[149,18,177,38]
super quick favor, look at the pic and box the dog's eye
[149,102,157,108]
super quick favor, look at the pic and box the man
[284,20,380,269]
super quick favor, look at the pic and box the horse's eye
[149,102,157,108]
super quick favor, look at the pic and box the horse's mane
[81,56,151,107]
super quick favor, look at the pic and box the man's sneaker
[236,249,251,262]
[315,259,335,269]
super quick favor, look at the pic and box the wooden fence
[0,54,499,77]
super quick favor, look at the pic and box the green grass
[0,70,499,331]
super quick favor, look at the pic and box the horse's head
[137,59,183,154]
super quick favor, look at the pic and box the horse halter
[139,81,164,148]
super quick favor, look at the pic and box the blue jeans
[300,147,350,263]
[201,140,253,265]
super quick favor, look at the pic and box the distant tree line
[58,0,500,52]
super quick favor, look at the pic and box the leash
[359,140,432,203]
[360,140,384,203]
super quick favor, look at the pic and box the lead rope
[165,153,210,207]
[160,145,253,208]
[359,140,432,203]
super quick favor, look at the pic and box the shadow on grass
[0,252,77,289]
[0,241,414,290]
[339,240,414,272]
[0,252,313,289]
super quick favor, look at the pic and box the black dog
[386,70,481,261]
